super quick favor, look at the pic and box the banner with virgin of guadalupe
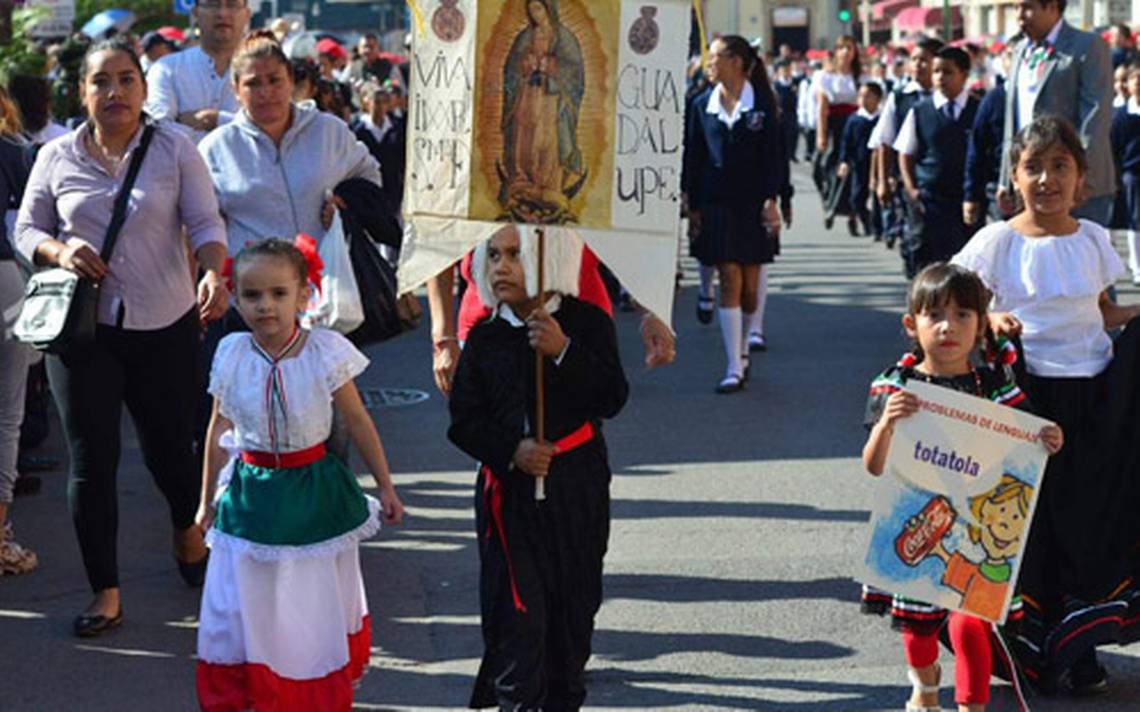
[398,0,691,325]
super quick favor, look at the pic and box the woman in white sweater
[198,30,381,257]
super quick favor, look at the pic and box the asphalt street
[2,164,1139,711]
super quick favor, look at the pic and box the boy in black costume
[448,225,628,711]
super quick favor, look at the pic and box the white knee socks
[748,265,770,337]
[741,310,755,366]
[718,307,743,378]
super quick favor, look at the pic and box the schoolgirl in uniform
[862,262,1062,712]
[953,115,1140,694]
[448,225,628,710]
[812,35,862,229]
[195,238,404,711]
[683,35,785,393]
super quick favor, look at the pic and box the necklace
[250,326,305,458]
[87,129,126,171]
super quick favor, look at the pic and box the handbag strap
[98,121,156,263]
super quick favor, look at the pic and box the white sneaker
[0,522,38,575]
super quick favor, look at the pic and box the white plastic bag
[302,211,365,334]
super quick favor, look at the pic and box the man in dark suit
[998,0,1114,224]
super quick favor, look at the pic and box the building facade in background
[699,0,845,53]
[700,0,1139,53]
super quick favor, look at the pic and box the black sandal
[715,374,745,394]
[74,608,123,638]
[696,295,715,325]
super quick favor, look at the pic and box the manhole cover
[360,387,431,408]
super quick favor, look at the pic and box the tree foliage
[0,7,50,82]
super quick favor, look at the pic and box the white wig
[470,225,583,309]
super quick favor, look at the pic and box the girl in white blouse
[952,115,1140,695]
[811,35,862,227]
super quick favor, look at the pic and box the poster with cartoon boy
[861,380,1051,625]
[918,475,1032,621]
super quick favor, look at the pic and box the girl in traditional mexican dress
[194,238,404,711]
[953,115,1140,695]
[862,263,1062,712]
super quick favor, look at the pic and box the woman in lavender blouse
[14,39,229,638]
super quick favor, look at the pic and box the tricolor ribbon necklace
[250,325,305,461]
[1026,42,1052,73]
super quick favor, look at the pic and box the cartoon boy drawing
[925,475,1033,620]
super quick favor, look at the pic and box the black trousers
[46,308,200,591]
[471,445,611,711]
[902,192,977,279]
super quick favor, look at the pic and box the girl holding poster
[861,263,1062,712]
[952,115,1140,695]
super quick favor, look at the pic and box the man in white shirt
[145,0,251,143]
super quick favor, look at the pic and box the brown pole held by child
[535,228,547,501]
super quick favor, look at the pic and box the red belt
[240,442,326,468]
[477,422,594,616]
[553,422,594,455]
[829,103,857,118]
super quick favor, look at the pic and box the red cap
[156,26,185,43]
[316,38,347,62]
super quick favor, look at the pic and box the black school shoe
[696,296,715,325]
[1068,649,1108,695]
[715,374,745,394]
[74,608,123,638]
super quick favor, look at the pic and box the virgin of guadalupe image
[497,0,588,224]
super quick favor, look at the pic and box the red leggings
[901,612,992,705]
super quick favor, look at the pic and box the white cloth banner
[398,0,689,325]
[860,380,1052,624]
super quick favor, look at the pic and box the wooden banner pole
[535,228,547,501]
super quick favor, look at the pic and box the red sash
[240,442,326,468]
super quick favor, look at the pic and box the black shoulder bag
[13,123,156,353]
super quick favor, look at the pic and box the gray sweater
[199,104,382,255]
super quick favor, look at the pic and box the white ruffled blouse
[209,328,369,451]
[952,220,1125,377]
[811,71,859,105]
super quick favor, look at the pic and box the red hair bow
[221,256,235,292]
[219,235,324,294]
[293,233,324,295]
